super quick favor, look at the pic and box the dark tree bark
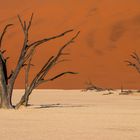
[0,24,13,109]
[0,13,79,109]
[0,54,13,108]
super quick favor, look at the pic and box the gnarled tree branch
[15,31,80,108]
[8,14,76,102]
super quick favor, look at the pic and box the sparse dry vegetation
[83,80,113,94]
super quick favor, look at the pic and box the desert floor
[0,90,140,140]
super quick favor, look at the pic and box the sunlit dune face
[0,0,140,89]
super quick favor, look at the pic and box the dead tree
[125,52,140,92]
[0,14,79,109]
[125,52,140,73]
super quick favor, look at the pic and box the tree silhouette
[0,14,79,109]
[126,52,140,74]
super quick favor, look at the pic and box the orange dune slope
[0,0,140,89]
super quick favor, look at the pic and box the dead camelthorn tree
[0,14,79,109]
[125,52,140,73]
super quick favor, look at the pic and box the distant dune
[0,0,140,89]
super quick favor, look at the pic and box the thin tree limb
[125,52,140,74]
[34,31,80,84]
[27,13,34,31]
[125,60,140,73]
[131,52,140,64]
[37,71,78,85]
[24,49,34,92]
[0,24,13,49]
[28,29,74,49]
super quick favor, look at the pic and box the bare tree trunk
[0,56,13,109]
[15,91,30,109]
[0,24,14,109]
[1,94,13,109]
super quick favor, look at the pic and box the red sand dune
[0,0,140,89]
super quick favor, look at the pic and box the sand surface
[0,90,140,140]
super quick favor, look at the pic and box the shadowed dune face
[0,0,140,89]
